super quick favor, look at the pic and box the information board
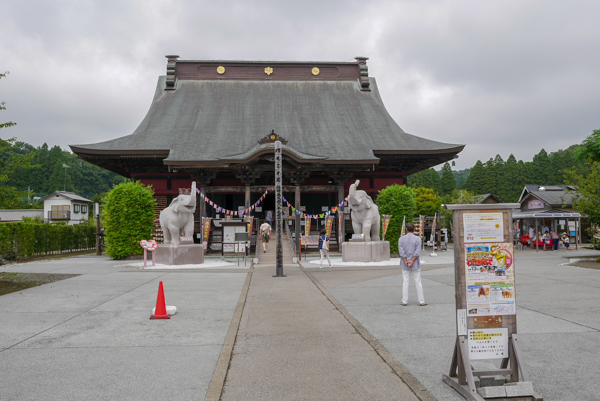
[463,212,504,243]
[465,243,515,316]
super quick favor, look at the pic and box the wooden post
[245,185,251,211]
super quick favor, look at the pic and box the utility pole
[62,164,71,191]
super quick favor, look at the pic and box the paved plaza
[1,244,599,400]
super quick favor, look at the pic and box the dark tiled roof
[71,77,463,165]
[519,185,577,206]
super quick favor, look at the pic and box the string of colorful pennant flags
[197,189,269,216]
[282,195,349,219]
[196,189,350,219]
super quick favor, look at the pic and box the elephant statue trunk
[348,179,381,242]
[159,181,197,245]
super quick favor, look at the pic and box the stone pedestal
[342,241,390,263]
[155,244,204,265]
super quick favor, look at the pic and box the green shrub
[0,222,95,260]
[376,184,417,254]
[102,181,155,259]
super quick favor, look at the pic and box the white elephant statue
[159,181,196,245]
[348,180,380,242]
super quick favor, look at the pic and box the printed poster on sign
[465,243,515,316]
[463,212,504,243]
[469,328,508,360]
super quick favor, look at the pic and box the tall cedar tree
[462,160,485,193]
[530,149,553,184]
[440,162,456,196]
[408,168,441,193]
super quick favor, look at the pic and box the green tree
[408,168,441,193]
[575,129,600,162]
[376,184,417,254]
[414,187,443,217]
[102,181,156,259]
[0,72,39,208]
[503,154,523,202]
[462,160,485,194]
[453,168,471,190]
[564,162,600,227]
[530,148,553,184]
[440,162,456,196]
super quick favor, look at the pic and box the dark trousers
[553,238,559,250]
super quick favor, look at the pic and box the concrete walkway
[1,244,599,400]
[221,230,427,400]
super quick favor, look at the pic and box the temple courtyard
[1,243,599,400]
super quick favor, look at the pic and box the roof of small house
[40,191,93,203]
[518,185,577,206]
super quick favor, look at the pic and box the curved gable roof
[71,73,463,167]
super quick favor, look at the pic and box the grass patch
[0,272,80,296]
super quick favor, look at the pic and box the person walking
[260,221,272,253]
[550,230,559,251]
[398,223,426,306]
[266,210,274,227]
[318,228,332,268]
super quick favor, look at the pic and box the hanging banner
[430,212,437,243]
[325,215,335,238]
[244,215,254,246]
[305,217,311,236]
[401,216,406,237]
[338,212,344,244]
[382,215,392,240]
[201,217,212,254]
[420,215,424,238]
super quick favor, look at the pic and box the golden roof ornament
[312,67,320,76]
[264,66,273,75]
[217,66,225,75]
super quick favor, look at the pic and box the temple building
[71,56,464,240]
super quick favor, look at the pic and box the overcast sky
[2,0,599,170]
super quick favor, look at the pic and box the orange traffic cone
[150,281,170,320]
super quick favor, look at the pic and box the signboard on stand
[442,204,542,401]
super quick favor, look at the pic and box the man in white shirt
[260,221,272,253]
[398,223,426,306]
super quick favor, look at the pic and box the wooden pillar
[245,185,251,210]
[338,184,345,205]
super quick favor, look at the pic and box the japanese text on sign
[468,328,508,360]
[464,213,504,243]
[465,243,515,316]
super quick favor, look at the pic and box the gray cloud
[2,0,598,170]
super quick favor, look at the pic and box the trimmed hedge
[0,222,96,260]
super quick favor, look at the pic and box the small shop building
[513,185,585,249]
